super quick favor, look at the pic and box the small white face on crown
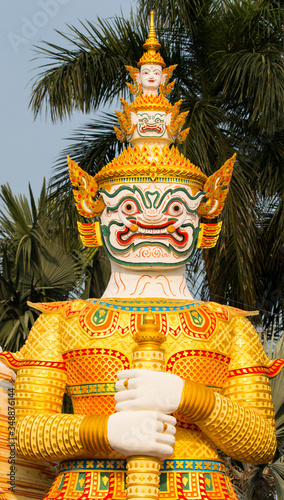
[99,182,204,269]
[137,65,165,93]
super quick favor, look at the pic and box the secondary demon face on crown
[99,183,205,268]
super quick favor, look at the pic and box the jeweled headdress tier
[68,10,236,250]
[137,11,166,68]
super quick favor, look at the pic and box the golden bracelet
[178,378,216,422]
[80,414,112,453]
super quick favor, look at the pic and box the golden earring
[196,222,222,249]
[77,221,103,247]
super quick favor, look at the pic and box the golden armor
[0,11,283,500]
[0,298,283,499]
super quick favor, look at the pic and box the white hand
[115,369,184,414]
[107,411,176,459]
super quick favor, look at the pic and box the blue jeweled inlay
[88,299,202,313]
[58,459,225,474]
[67,382,116,396]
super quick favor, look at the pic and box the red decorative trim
[130,312,168,337]
[179,305,218,340]
[65,300,87,317]
[117,323,130,336]
[79,303,119,337]
[53,471,70,500]
[0,351,66,371]
[228,359,284,378]
[27,300,72,313]
[62,348,130,369]
[27,299,88,317]
[227,305,259,317]
[214,306,230,321]
[168,324,182,338]
[166,350,230,371]
[104,472,115,500]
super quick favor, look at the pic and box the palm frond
[50,113,124,194]
[29,12,148,121]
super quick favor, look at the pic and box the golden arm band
[16,413,85,460]
[14,367,67,417]
[178,378,216,421]
[80,414,112,453]
[222,375,275,426]
[197,392,277,464]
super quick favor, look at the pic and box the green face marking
[137,112,166,137]
[99,183,204,268]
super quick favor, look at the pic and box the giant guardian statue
[0,12,283,500]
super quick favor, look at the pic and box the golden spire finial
[137,11,166,68]
[133,308,165,346]
[143,11,161,52]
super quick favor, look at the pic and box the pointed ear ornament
[68,157,105,248]
[77,221,103,247]
[68,156,105,218]
[125,66,142,96]
[198,154,236,218]
[160,65,177,96]
[196,154,236,248]
[196,222,223,249]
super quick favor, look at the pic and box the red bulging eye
[121,200,140,215]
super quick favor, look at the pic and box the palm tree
[28,0,284,336]
[0,182,109,351]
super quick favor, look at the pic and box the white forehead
[105,182,196,195]
[100,182,204,210]
[140,64,163,73]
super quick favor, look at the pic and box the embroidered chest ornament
[68,12,236,268]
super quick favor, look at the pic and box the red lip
[141,124,162,132]
[116,222,188,247]
[134,221,175,229]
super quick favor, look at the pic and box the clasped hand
[107,370,184,459]
[115,369,184,414]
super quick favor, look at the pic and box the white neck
[142,89,158,96]
[102,262,194,300]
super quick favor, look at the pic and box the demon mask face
[99,182,204,269]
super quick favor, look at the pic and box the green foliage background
[0,1,283,496]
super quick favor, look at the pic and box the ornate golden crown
[68,150,235,218]
[125,15,176,99]
[129,94,173,112]
[137,11,165,68]
[95,144,206,188]
[68,11,236,250]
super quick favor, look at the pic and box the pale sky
[0,0,134,198]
